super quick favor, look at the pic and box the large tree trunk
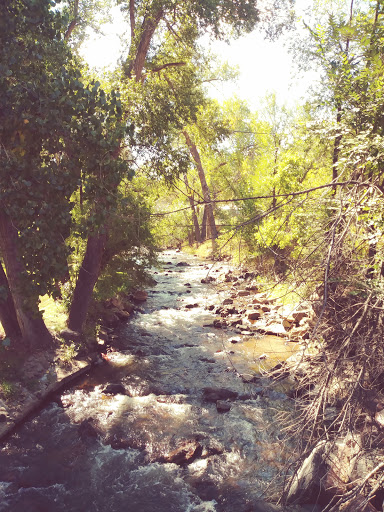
[182,131,218,242]
[0,260,22,342]
[0,209,52,351]
[183,174,201,244]
[67,232,107,333]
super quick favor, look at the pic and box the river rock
[162,440,202,465]
[109,437,131,450]
[102,309,121,327]
[78,418,98,440]
[237,290,251,297]
[203,387,238,401]
[213,319,226,328]
[252,294,271,305]
[114,309,131,320]
[132,290,148,302]
[292,310,310,324]
[220,307,237,317]
[201,276,215,284]
[102,383,127,395]
[265,323,287,336]
[216,400,231,413]
[60,328,82,342]
[222,298,234,305]
[185,303,199,309]
[176,261,189,266]
[282,318,294,330]
[120,296,135,314]
[247,310,262,321]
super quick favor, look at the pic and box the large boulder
[286,440,328,504]
[161,440,201,465]
[132,290,148,302]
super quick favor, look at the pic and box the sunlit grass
[39,295,68,333]
[182,240,214,259]
[0,296,67,340]
[265,281,309,308]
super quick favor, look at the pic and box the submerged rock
[216,400,231,413]
[78,418,98,440]
[102,383,127,395]
[161,440,202,465]
[203,387,238,402]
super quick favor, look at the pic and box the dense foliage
[1,0,295,348]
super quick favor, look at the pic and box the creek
[0,251,317,512]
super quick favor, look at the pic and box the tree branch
[64,0,79,41]
[129,0,135,42]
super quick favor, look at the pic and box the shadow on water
[0,251,313,512]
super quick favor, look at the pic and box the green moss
[0,380,18,400]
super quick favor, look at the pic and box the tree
[0,0,76,349]
[62,0,113,46]
[0,0,129,348]
[121,0,267,81]
[0,262,22,343]
[66,0,294,331]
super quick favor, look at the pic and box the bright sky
[80,1,318,109]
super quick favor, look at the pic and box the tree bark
[125,8,164,80]
[0,209,52,351]
[183,173,201,244]
[182,130,218,241]
[64,0,79,41]
[201,206,207,241]
[129,0,136,42]
[67,232,107,333]
[0,260,22,342]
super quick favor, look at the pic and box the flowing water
[0,252,314,512]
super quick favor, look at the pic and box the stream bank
[0,251,321,512]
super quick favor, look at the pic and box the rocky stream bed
[0,251,327,512]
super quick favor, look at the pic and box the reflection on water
[230,335,299,374]
[0,251,308,512]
